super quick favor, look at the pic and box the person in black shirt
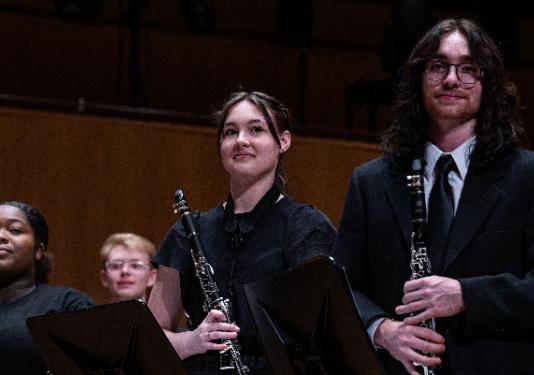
[0,201,94,375]
[148,91,336,374]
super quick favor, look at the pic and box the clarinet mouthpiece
[175,189,184,203]
[173,189,189,215]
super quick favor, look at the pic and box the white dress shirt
[423,137,475,215]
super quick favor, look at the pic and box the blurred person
[100,232,157,303]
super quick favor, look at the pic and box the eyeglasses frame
[424,58,484,85]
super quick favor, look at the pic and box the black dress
[153,188,336,374]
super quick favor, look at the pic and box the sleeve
[331,169,389,328]
[458,187,534,333]
[60,288,95,311]
[152,220,194,279]
[283,203,337,269]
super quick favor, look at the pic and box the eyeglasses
[105,260,150,272]
[424,58,483,85]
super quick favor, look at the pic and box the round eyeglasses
[424,59,483,85]
[105,260,150,272]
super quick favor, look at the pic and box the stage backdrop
[0,107,379,304]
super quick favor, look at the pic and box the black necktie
[426,155,456,274]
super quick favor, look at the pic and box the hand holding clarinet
[174,189,249,374]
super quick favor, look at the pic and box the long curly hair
[381,18,524,173]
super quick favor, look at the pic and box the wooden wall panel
[0,107,379,303]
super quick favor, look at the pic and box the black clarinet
[406,159,437,375]
[173,189,249,374]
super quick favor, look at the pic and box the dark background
[1,0,534,302]
[1,0,534,144]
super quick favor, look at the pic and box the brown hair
[214,90,292,193]
[381,17,523,172]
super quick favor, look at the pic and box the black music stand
[26,300,187,375]
[244,256,383,375]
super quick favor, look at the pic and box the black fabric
[332,149,534,374]
[223,184,280,235]
[184,352,271,375]
[153,194,336,372]
[222,184,281,315]
[0,284,94,375]
[426,154,456,274]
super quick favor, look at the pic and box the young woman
[0,201,94,375]
[148,91,336,374]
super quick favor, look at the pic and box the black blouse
[153,194,336,355]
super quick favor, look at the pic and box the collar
[424,136,475,181]
[223,185,281,235]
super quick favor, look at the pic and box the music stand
[26,300,187,375]
[244,256,383,375]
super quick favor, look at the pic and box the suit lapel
[442,161,507,272]
[385,172,412,252]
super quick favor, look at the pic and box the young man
[334,18,534,374]
[100,233,157,303]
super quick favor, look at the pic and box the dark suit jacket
[333,148,534,374]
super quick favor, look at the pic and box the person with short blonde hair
[100,233,157,303]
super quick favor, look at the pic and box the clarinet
[406,159,437,375]
[173,189,249,375]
